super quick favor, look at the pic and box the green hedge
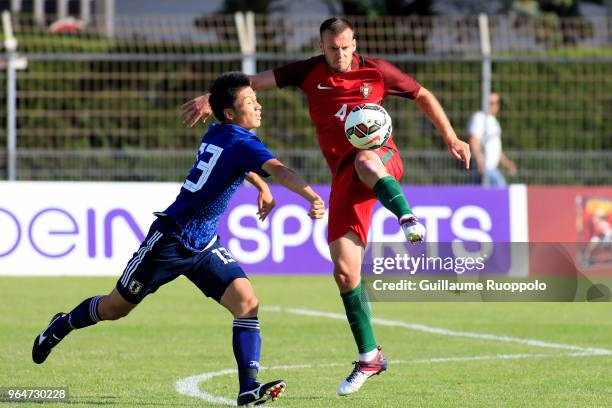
[5,37,610,183]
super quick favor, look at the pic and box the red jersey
[273,53,421,175]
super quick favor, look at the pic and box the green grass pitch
[1,276,611,407]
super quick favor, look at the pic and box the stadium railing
[0,13,610,184]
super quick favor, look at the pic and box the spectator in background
[467,92,517,186]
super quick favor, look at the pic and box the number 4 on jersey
[334,104,348,122]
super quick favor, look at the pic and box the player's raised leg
[354,149,425,242]
[331,232,388,396]
[32,288,135,364]
[220,278,286,406]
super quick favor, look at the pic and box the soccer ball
[344,103,392,150]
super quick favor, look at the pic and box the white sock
[359,348,379,362]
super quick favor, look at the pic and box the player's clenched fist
[181,94,212,127]
[308,197,326,220]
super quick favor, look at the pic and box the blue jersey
[162,123,275,251]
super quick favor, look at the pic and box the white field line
[176,305,611,405]
[176,369,236,406]
[262,306,612,355]
[176,353,606,406]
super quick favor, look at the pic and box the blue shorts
[116,217,246,304]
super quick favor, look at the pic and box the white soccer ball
[344,103,392,150]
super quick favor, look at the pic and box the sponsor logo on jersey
[360,83,372,99]
[317,83,334,90]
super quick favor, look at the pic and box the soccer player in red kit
[182,17,471,396]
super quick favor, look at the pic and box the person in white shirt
[467,93,517,186]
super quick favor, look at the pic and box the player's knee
[354,154,376,177]
[234,295,259,318]
[334,273,352,291]
[333,263,358,290]
[354,153,385,185]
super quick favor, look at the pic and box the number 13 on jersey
[183,143,223,193]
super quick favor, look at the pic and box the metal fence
[1,13,611,184]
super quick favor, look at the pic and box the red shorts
[327,145,404,245]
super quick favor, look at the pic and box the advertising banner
[527,186,612,275]
[218,185,514,274]
[0,182,519,276]
[0,182,177,276]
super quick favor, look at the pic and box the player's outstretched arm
[181,93,212,127]
[181,71,278,128]
[246,172,276,221]
[249,70,277,91]
[415,87,471,169]
[261,159,325,220]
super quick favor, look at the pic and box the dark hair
[319,17,354,40]
[209,71,251,122]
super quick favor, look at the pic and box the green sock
[341,283,377,353]
[373,175,412,219]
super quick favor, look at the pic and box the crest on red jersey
[360,83,372,99]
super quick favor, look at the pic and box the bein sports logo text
[1,204,496,264]
[0,207,145,258]
[224,204,495,263]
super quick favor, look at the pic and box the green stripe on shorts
[380,148,394,164]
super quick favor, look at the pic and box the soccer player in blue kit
[31,72,325,406]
